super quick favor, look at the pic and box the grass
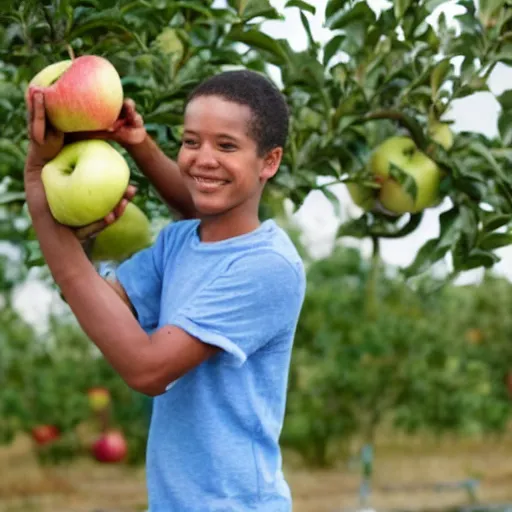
[1,432,512,512]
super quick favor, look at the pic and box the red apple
[87,387,111,412]
[31,424,60,446]
[27,55,123,132]
[92,430,128,463]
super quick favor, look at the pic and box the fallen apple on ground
[41,140,130,227]
[27,55,123,132]
[31,424,60,446]
[92,430,128,463]
[91,202,152,262]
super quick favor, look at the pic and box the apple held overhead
[348,122,453,216]
[27,55,123,132]
[27,55,152,263]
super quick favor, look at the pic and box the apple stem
[66,44,75,60]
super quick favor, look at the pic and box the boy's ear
[259,147,283,181]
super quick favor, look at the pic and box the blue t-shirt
[114,218,306,512]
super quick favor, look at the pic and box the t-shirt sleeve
[170,252,305,367]
[113,228,167,332]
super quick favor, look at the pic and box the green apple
[42,140,130,227]
[27,55,123,132]
[428,121,454,150]
[369,136,441,215]
[91,202,152,262]
[346,183,376,211]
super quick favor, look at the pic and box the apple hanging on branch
[346,120,454,216]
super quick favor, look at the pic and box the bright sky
[9,0,512,331]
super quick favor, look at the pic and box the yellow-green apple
[87,387,111,412]
[428,121,454,150]
[92,430,128,463]
[368,136,441,215]
[91,202,152,262]
[346,183,376,211]
[41,140,130,227]
[31,425,60,446]
[27,55,123,132]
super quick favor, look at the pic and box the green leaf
[300,11,317,51]
[0,192,25,205]
[394,0,412,20]
[469,141,509,182]
[461,248,500,270]
[478,232,512,251]
[337,215,370,239]
[389,163,418,201]
[323,35,345,66]
[236,0,281,21]
[325,0,351,20]
[326,1,376,30]
[430,58,452,98]
[227,26,288,64]
[482,213,512,232]
[497,89,512,111]
[498,110,512,146]
[285,0,316,15]
[403,238,449,277]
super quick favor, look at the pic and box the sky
[8,0,512,331]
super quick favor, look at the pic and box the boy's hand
[25,87,64,171]
[67,99,147,148]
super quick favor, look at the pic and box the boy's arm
[25,92,217,397]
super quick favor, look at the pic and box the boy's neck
[198,212,261,243]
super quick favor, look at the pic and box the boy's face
[177,95,282,217]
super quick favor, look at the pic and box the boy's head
[186,69,289,156]
[178,70,289,219]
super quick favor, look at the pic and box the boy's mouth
[193,176,228,186]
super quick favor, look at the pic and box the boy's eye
[219,142,237,151]
[182,139,198,147]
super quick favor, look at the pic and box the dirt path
[1,435,512,512]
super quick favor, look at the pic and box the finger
[122,99,138,122]
[75,219,107,240]
[123,185,137,200]
[134,113,144,128]
[113,198,129,217]
[104,211,116,225]
[31,92,46,145]
[124,98,136,112]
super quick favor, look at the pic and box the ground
[1,433,512,512]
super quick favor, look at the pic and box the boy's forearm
[126,135,196,219]
[24,173,151,389]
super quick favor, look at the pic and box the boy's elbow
[127,371,172,397]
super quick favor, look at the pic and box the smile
[192,176,229,189]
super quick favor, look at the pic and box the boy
[24,70,306,511]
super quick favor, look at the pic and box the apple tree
[2,0,512,468]
[281,245,512,467]
[1,0,512,277]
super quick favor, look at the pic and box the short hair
[186,69,289,156]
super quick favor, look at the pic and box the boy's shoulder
[155,218,305,281]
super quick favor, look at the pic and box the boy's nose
[196,145,219,168]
